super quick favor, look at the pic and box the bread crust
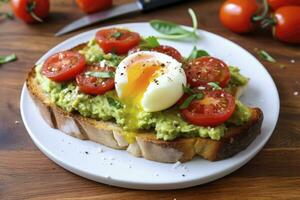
[26,44,263,163]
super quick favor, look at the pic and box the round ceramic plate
[20,23,279,190]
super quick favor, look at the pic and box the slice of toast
[26,44,263,163]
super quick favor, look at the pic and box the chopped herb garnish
[256,49,276,63]
[140,36,160,49]
[85,71,115,78]
[187,46,209,60]
[107,97,122,109]
[180,93,203,109]
[150,8,198,40]
[112,31,122,39]
[182,84,194,94]
[180,84,204,109]
[207,82,222,90]
[0,53,17,65]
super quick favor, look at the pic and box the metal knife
[55,0,186,36]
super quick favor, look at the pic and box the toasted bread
[26,43,263,163]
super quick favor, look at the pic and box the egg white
[115,51,186,112]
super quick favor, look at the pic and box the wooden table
[1,0,300,199]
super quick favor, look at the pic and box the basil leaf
[0,53,17,64]
[112,31,122,39]
[107,97,122,109]
[180,94,196,109]
[182,84,194,94]
[140,36,160,49]
[179,92,204,109]
[150,20,191,36]
[85,71,115,78]
[207,82,222,90]
[188,46,209,60]
[256,50,276,63]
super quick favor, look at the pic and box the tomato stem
[261,17,277,29]
[26,1,43,22]
[252,0,269,22]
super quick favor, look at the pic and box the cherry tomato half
[11,0,49,23]
[219,0,259,33]
[76,65,115,95]
[152,45,182,62]
[96,28,141,55]
[185,56,231,88]
[42,51,86,82]
[181,90,236,126]
[76,0,112,14]
[273,6,300,44]
[268,0,300,10]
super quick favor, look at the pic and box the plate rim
[20,22,280,190]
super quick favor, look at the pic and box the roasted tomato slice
[96,28,141,55]
[185,56,231,88]
[181,90,236,126]
[76,65,115,95]
[152,45,182,62]
[42,51,86,82]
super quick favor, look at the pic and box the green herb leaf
[149,8,198,40]
[180,92,204,109]
[182,84,194,94]
[256,49,276,63]
[140,36,160,49]
[107,97,122,109]
[112,31,122,39]
[85,71,115,78]
[207,82,222,90]
[0,53,17,64]
[188,46,209,60]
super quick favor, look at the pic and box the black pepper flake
[182,174,185,177]
[120,73,124,76]
[161,63,166,67]
[85,151,89,155]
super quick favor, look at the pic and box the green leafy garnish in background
[150,8,199,40]
[187,46,209,60]
[256,49,276,63]
[0,54,17,65]
[85,71,115,78]
[140,36,160,49]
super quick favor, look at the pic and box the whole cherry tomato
[11,0,49,23]
[76,0,112,14]
[272,6,300,44]
[219,0,259,33]
[268,0,300,10]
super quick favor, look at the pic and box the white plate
[20,23,279,190]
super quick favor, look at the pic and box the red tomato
[96,28,141,55]
[11,0,49,23]
[42,51,86,82]
[219,0,259,33]
[268,0,300,10]
[185,56,231,88]
[152,45,182,62]
[273,6,300,44]
[76,65,115,95]
[76,0,112,14]
[181,90,236,126]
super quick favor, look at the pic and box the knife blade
[55,0,186,36]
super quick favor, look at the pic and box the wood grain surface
[1,0,300,199]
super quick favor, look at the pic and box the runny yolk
[120,60,161,132]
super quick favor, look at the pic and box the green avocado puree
[34,39,251,142]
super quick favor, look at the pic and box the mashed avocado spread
[35,39,251,142]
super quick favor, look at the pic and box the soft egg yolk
[120,60,161,131]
